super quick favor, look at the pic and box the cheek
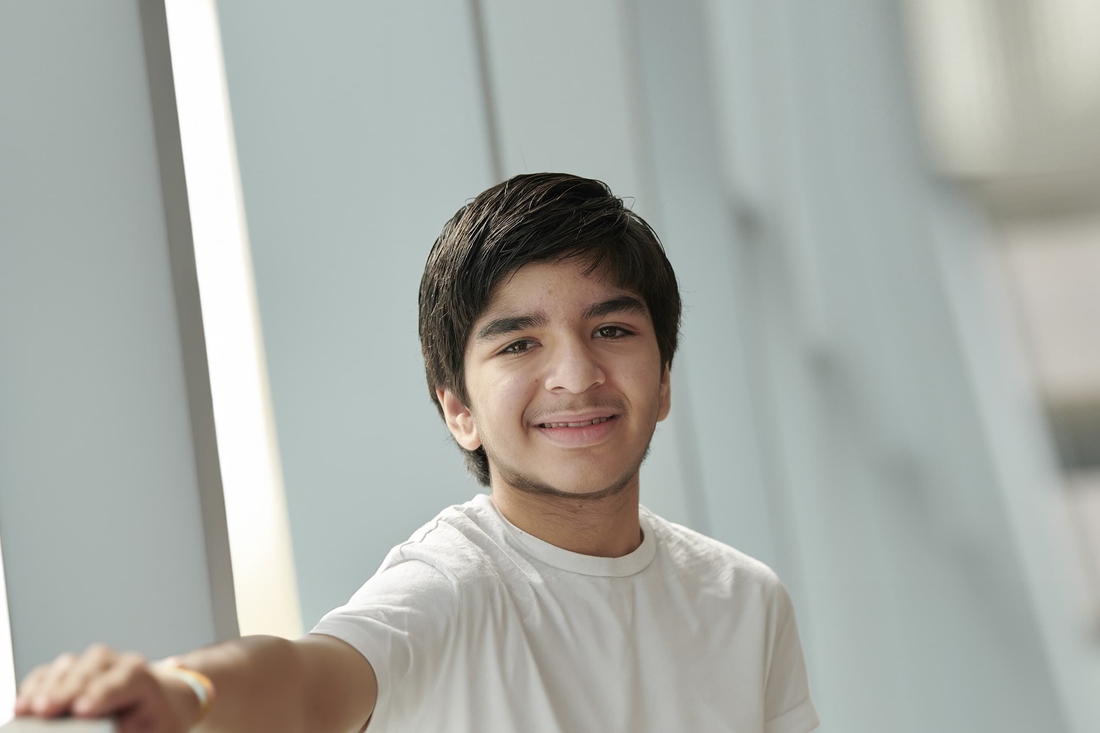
[496,373,538,417]
[473,370,539,433]
[614,343,659,378]
[620,356,666,410]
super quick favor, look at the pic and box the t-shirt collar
[478,493,657,577]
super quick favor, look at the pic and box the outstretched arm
[14,634,377,733]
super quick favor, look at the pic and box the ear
[437,387,482,451]
[656,363,672,422]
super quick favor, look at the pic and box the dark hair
[418,172,681,485]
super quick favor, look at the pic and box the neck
[490,476,643,557]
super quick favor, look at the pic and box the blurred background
[1,1,1099,731]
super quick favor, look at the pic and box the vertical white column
[163,0,301,640]
[0,539,15,725]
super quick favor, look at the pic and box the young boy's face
[439,259,671,497]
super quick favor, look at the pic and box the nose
[543,336,605,394]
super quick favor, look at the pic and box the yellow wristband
[159,659,217,722]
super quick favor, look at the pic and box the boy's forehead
[481,260,636,314]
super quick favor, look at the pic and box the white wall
[699,1,1100,731]
[214,0,719,629]
[214,1,497,628]
[214,1,1100,732]
[0,0,231,677]
[3,1,1090,731]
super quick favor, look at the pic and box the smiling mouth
[539,416,614,429]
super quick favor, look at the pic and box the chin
[499,461,640,501]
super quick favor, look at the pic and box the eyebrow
[474,296,648,344]
[582,295,648,321]
[474,313,549,342]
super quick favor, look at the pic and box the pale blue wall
[0,1,220,676]
[215,1,497,629]
[695,2,1082,730]
[215,2,1100,732]
[2,1,1095,731]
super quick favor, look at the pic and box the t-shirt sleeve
[310,558,458,728]
[763,583,819,733]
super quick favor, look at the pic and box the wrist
[153,660,216,730]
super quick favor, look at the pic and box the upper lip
[533,411,619,427]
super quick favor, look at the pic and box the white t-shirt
[313,493,818,733]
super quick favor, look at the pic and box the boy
[15,173,818,733]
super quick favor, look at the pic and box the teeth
[542,416,611,429]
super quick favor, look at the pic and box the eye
[594,325,632,340]
[501,338,537,355]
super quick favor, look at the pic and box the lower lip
[534,416,619,447]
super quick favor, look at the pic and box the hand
[14,645,202,733]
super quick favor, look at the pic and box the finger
[72,654,152,719]
[27,653,79,717]
[45,645,116,714]
[14,664,54,715]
